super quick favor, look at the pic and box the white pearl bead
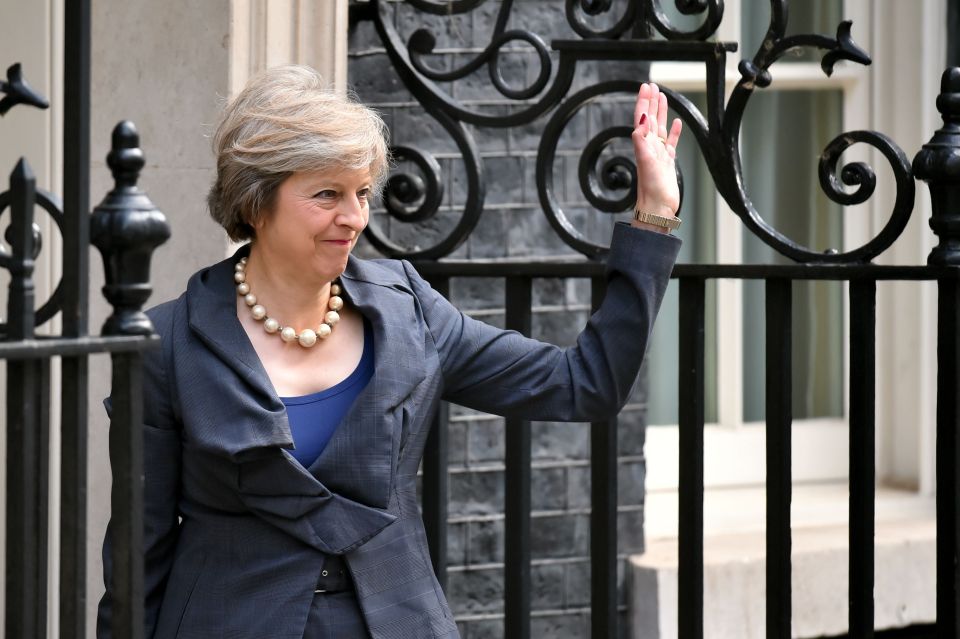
[317,323,332,339]
[244,293,257,307]
[240,257,248,264]
[328,295,343,311]
[330,283,341,296]
[280,326,297,342]
[251,304,267,320]
[235,263,245,272]
[325,310,340,325]
[234,271,246,284]
[298,329,318,348]
[237,282,250,295]
[264,317,280,333]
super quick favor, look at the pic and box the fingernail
[639,113,647,126]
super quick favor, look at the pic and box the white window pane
[742,0,844,64]
[646,92,718,426]
[740,89,844,421]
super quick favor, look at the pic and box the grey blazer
[97,223,680,639]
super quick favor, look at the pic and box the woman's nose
[338,197,366,229]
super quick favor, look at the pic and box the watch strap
[633,208,682,230]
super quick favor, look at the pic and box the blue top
[281,319,374,468]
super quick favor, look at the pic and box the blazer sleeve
[96,302,182,639]
[407,223,681,421]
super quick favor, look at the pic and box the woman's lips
[325,239,352,246]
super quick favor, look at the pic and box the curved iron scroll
[357,0,916,263]
[0,187,65,328]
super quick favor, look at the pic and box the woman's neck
[242,247,336,331]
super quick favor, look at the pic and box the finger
[634,83,651,129]
[666,118,683,149]
[639,112,650,136]
[648,83,660,130]
[665,144,676,160]
[657,92,668,138]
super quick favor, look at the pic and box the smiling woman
[95,65,685,639]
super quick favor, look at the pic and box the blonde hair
[207,65,390,241]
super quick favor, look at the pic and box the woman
[97,65,683,639]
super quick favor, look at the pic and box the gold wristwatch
[633,207,681,231]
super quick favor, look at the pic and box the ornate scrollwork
[409,27,552,100]
[648,0,724,42]
[406,0,488,15]
[353,0,918,263]
[382,146,445,223]
[538,81,697,258]
[364,111,484,259]
[564,0,638,40]
[372,0,575,127]
[0,185,64,327]
[816,131,913,260]
[714,6,912,263]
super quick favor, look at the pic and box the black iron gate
[2,1,958,638]
[2,3,168,638]
[348,1,960,638]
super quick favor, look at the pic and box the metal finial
[936,67,960,125]
[91,121,170,336]
[106,120,145,189]
[913,67,960,266]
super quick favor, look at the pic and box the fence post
[4,157,50,639]
[914,66,960,638]
[91,120,169,639]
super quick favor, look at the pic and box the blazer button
[321,570,328,577]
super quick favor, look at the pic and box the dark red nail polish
[639,113,647,126]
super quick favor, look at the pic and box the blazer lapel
[182,248,426,510]
[181,245,294,458]
[310,256,427,509]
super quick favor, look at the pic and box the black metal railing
[2,1,168,637]
[350,0,960,637]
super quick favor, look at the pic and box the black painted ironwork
[0,63,49,115]
[91,121,171,336]
[61,2,92,632]
[915,69,960,267]
[590,275,619,639]
[504,276,533,639]
[849,279,877,638]
[357,0,914,263]
[349,0,959,635]
[3,5,167,637]
[678,276,705,639]
[916,68,960,639]
[765,279,792,639]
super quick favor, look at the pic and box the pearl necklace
[233,256,344,348]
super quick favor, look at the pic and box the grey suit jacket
[96,223,680,639]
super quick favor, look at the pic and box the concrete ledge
[630,512,935,638]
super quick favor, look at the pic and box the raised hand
[631,82,683,229]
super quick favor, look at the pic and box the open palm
[631,83,682,217]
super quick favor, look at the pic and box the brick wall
[348,3,650,637]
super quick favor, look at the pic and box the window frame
[642,0,943,521]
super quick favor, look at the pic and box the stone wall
[348,3,651,637]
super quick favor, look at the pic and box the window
[639,0,931,515]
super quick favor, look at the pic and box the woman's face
[254,166,372,283]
